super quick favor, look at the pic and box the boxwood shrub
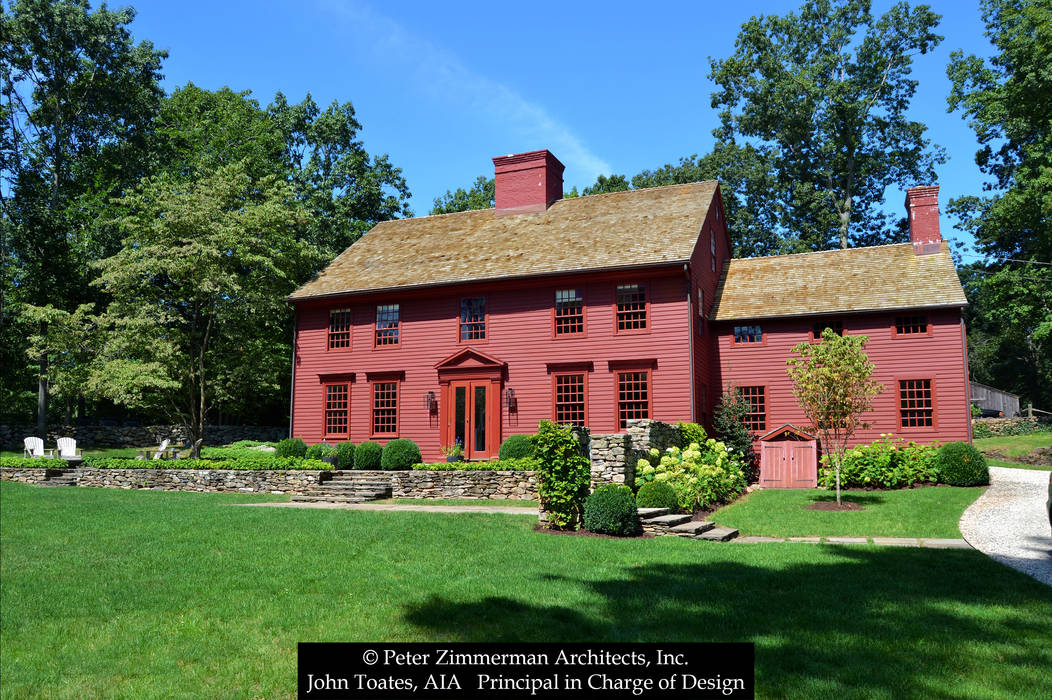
[411,457,539,471]
[583,484,642,536]
[498,434,535,459]
[380,439,422,470]
[275,437,307,458]
[336,441,355,469]
[635,481,679,512]
[355,441,382,470]
[936,442,990,486]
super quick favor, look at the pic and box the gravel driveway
[959,466,1052,586]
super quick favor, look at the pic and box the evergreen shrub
[635,481,679,512]
[583,484,642,536]
[275,437,307,458]
[936,442,990,486]
[499,434,535,459]
[380,439,422,470]
[355,441,382,470]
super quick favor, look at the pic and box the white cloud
[319,0,611,180]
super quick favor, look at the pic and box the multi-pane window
[899,379,934,427]
[697,288,705,334]
[733,325,763,344]
[740,386,766,431]
[324,383,349,436]
[554,374,586,426]
[460,298,486,340]
[554,289,584,335]
[710,231,716,271]
[375,304,400,346]
[616,284,647,331]
[895,315,929,335]
[372,382,398,435]
[328,309,352,349]
[812,320,843,341]
[617,371,650,429]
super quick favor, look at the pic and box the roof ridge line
[730,241,917,262]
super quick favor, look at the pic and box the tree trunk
[834,455,842,506]
[37,321,47,438]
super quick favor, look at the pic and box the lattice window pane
[617,371,649,428]
[554,289,584,335]
[899,379,933,427]
[895,315,929,335]
[460,298,486,340]
[328,309,352,349]
[555,374,586,426]
[324,383,349,435]
[616,285,647,331]
[372,382,398,434]
[375,304,400,345]
[733,325,763,344]
[813,320,843,339]
[740,386,766,431]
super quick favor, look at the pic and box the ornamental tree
[786,328,884,504]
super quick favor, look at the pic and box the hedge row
[82,457,331,470]
[0,457,69,470]
[411,458,539,471]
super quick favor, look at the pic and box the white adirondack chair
[57,437,82,460]
[152,439,170,460]
[23,437,54,458]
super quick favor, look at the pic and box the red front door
[448,380,495,459]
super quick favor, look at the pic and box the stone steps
[290,471,392,504]
[637,508,737,541]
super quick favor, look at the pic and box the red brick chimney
[905,185,942,255]
[492,150,564,216]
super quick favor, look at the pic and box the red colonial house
[288,150,970,463]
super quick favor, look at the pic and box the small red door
[758,425,818,488]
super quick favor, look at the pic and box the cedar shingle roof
[289,181,718,300]
[710,242,966,321]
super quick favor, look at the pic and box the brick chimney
[492,150,564,216]
[905,185,942,255]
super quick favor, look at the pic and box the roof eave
[710,301,968,323]
[287,259,690,304]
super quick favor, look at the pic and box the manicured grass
[987,457,1052,472]
[974,431,1052,459]
[378,497,539,507]
[711,486,984,538]
[3,483,1050,699]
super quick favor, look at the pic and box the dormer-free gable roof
[710,242,967,321]
[289,181,719,301]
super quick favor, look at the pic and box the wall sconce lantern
[423,391,438,413]
[503,388,517,412]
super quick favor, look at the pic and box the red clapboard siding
[292,268,693,462]
[712,309,970,447]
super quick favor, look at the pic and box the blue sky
[128,0,994,255]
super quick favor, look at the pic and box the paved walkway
[734,536,971,548]
[236,501,537,514]
[959,466,1052,586]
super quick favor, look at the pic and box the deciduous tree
[430,175,494,214]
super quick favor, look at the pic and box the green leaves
[534,420,590,530]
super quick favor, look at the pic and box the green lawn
[2,483,1050,699]
[711,487,985,538]
[974,431,1052,468]
[378,497,539,507]
[986,457,1052,472]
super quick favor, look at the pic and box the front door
[449,380,492,459]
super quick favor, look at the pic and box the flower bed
[820,435,938,489]
[411,457,539,471]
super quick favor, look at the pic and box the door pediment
[434,347,506,373]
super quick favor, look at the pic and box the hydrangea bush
[819,434,938,489]
[635,439,746,513]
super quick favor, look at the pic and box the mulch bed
[804,501,865,511]
[533,525,653,539]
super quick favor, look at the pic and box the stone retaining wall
[1,466,537,500]
[588,419,682,488]
[0,424,286,451]
[971,417,1042,436]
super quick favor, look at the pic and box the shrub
[229,440,278,448]
[1,457,68,470]
[199,447,277,462]
[82,456,330,470]
[635,439,746,513]
[677,422,706,449]
[713,387,757,479]
[412,457,539,471]
[583,484,641,536]
[635,481,679,512]
[499,434,535,459]
[937,442,989,486]
[275,437,307,458]
[305,443,338,460]
[971,421,993,439]
[535,420,591,530]
[380,439,421,470]
[355,441,382,470]
[336,441,356,469]
[304,443,323,460]
[819,435,938,489]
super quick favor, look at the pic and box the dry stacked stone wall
[588,419,682,488]
[0,424,285,451]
